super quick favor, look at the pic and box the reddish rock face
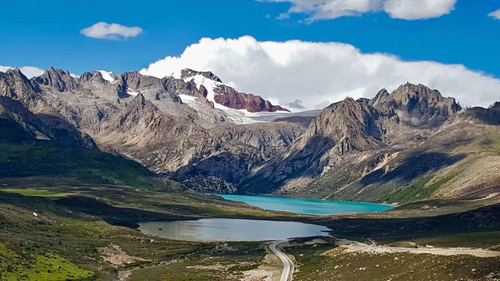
[214,85,289,113]
[180,68,289,113]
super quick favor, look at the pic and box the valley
[0,66,499,280]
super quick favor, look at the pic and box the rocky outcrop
[0,69,40,105]
[34,67,79,92]
[369,89,390,106]
[0,67,303,191]
[169,121,305,185]
[180,68,289,113]
[0,70,96,148]
[453,102,500,125]
[240,97,387,192]
[181,68,222,83]
[297,97,384,154]
[241,83,469,194]
[372,83,461,128]
[213,84,289,112]
[183,177,237,194]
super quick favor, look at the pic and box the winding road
[269,241,294,281]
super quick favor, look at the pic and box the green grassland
[0,186,280,280]
[0,139,160,189]
[0,188,74,197]
[0,243,94,281]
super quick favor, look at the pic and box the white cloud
[80,22,143,40]
[0,65,44,78]
[488,9,500,20]
[141,36,500,110]
[262,0,456,21]
[384,0,456,20]
[265,0,383,21]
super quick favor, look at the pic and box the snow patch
[184,75,258,124]
[98,70,116,83]
[127,91,139,96]
[182,74,295,124]
[178,94,197,104]
[184,75,218,104]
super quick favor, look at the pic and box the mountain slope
[241,83,499,204]
[1,66,499,204]
[0,96,173,190]
[0,67,301,192]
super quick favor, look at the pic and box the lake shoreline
[220,193,397,207]
[218,194,394,216]
[138,218,332,242]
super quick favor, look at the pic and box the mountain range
[1,67,499,204]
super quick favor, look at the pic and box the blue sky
[0,0,499,76]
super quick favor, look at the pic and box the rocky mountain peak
[0,68,40,101]
[290,97,383,161]
[79,71,111,84]
[1,68,34,86]
[79,72,99,82]
[34,67,78,92]
[180,68,222,83]
[455,101,500,125]
[391,83,460,109]
[373,83,461,128]
[319,97,381,138]
[369,88,390,106]
[4,68,26,78]
[120,72,164,90]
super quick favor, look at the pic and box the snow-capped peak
[184,74,220,105]
[97,70,116,83]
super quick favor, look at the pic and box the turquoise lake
[220,194,394,216]
[137,195,393,241]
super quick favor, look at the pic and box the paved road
[269,240,294,281]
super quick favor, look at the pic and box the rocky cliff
[0,67,301,193]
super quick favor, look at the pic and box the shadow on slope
[361,152,466,185]
[316,204,500,242]
[0,192,187,228]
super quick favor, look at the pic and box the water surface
[220,194,393,216]
[138,218,330,241]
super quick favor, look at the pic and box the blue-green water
[137,195,393,241]
[220,194,394,216]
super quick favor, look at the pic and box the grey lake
[138,218,331,241]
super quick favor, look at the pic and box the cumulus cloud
[80,22,143,40]
[141,36,500,109]
[263,0,456,21]
[488,9,500,20]
[384,0,456,20]
[0,65,44,78]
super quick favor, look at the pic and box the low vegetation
[0,243,94,281]
[0,139,162,190]
[0,183,300,280]
[289,242,500,281]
